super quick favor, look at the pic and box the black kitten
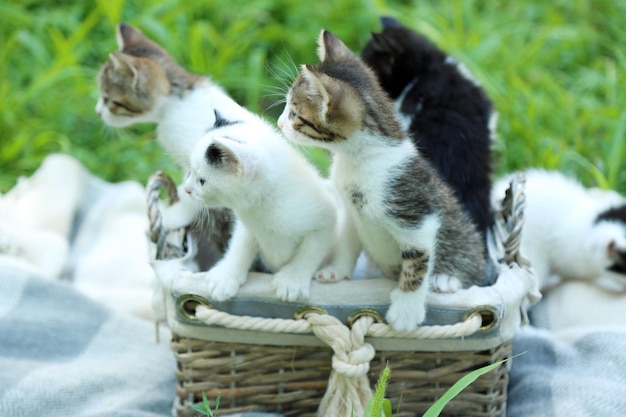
[361,16,496,243]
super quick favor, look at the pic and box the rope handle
[492,173,528,267]
[146,170,185,260]
[190,304,485,340]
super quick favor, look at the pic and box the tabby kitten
[95,23,248,252]
[278,30,486,331]
[361,16,496,245]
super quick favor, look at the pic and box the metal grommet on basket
[464,305,499,332]
[346,308,386,328]
[293,306,328,320]
[176,294,212,322]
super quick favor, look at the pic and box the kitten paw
[272,272,311,302]
[386,288,426,332]
[205,267,245,301]
[430,274,463,293]
[315,265,351,283]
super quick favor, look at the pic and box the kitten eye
[289,110,296,120]
[198,178,206,186]
[112,100,137,112]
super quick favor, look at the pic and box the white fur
[386,287,428,332]
[279,103,441,331]
[492,169,626,287]
[183,120,339,302]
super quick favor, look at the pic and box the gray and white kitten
[278,30,486,331]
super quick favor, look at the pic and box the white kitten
[492,169,626,287]
[181,120,338,302]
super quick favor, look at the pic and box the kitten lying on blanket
[278,30,486,331]
[179,119,338,302]
[95,23,252,252]
[492,169,626,288]
[361,16,496,246]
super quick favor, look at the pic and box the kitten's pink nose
[277,118,284,129]
[183,185,192,195]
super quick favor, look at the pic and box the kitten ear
[109,52,140,90]
[301,65,332,121]
[317,29,354,62]
[116,23,149,51]
[301,65,348,124]
[380,16,404,30]
[205,139,241,172]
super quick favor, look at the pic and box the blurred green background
[1,0,625,193]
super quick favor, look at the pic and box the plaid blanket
[0,154,280,417]
[508,278,626,417]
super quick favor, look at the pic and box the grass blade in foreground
[423,354,520,417]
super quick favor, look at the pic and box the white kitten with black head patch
[183,120,338,302]
[493,169,626,288]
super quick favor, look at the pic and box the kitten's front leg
[386,248,430,332]
[273,227,335,302]
[205,220,258,301]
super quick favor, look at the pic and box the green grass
[1,0,625,193]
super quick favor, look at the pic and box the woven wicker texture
[171,336,510,417]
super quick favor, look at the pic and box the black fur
[210,110,240,131]
[595,204,626,224]
[596,204,626,275]
[361,16,495,241]
[205,143,225,165]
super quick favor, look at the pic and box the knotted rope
[303,312,375,417]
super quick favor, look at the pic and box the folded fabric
[508,325,626,417]
[0,263,176,417]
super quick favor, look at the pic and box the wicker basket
[147,171,538,417]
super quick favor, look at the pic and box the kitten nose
[183,185,192,195]
[277,118,284,129]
